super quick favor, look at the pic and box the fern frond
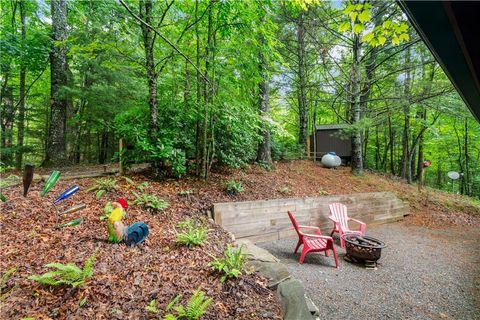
[83,251,97,278]
[46,263,83,274]
[166,294,182,311]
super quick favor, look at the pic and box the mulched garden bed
[0,176,282,319]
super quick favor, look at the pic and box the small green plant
[87,178,118,199]
[28,251,97,288]
[133,181,168,212]
[133,192,169,213]
[145,299,159,314]
[225,179,244,195]
[100,202,115,221]
[176,220,208,248]
[164,288,212,320]
[278,186,290,194]
[257,161,273,171]
[209,245,246,282]
[178,189,193,197]
[79,297,88,307]
[1,267,16,297]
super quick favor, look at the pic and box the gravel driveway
[258,223,480,320]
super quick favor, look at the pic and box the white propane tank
[321,152,342,168]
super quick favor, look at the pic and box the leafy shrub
[164,288,212,320]
[225,179,244,195]
[209,245,246,282]
[271,137,305,161]
[176,220,208,248]
[137,137,186,178]
[28,251,97,288]
[87,178,117,199]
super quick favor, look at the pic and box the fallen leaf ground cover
[1,160,478,319]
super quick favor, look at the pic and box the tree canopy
[1,0,478,198]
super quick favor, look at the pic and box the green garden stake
[62,203,86,215]
[41,170,61,197]
[55,217,84,229]
[0,192,6,202]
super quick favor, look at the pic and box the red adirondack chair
[288,211,339,268]
[328,202,366,248]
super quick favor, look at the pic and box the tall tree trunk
[464,118,471,195]
[194,0,201,176]
[400,47,412,179]
[374,126,380,170]
[199,0,214,179]
[139,0,158,139]
[296,12,308,152]
[388,115,395,175]
[45,0,68,165]
[416,108,426,180]
[256,21,271,164]
[16,0,26,169]
[350,34,363,175]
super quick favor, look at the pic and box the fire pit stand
[342,234,386,269]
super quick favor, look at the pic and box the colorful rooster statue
[106,198,149,246]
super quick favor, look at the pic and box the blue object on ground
[124,221,149,246]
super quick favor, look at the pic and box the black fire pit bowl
[342,234,386,262]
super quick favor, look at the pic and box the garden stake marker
[61,203,86,215]
[55,217,84,229]
[41,170,61,197]
[23,164,34,197]
[53,185,79,204]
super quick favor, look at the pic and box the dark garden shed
[309,124,352,161]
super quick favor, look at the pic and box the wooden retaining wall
[213,192,408,243]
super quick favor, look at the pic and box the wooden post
[119,138,124,176]
[417,168,424,192]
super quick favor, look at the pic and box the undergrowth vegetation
[209,245,246,283]
[28,251,97,288]
[132,182,169,213]
[225,179,244,195]
[175,219,208,248]
[164,288,212,320]
[86,178,118,199]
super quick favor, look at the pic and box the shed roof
[315,124,348,131]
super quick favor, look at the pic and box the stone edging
[235,239,319,320]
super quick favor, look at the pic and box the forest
[1,0,479,198]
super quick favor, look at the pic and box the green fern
[209,245,246,283]
[164,289,212,320]
[28,251,97,288]
[225,179,244,195]
[175,220,208,248]
[145,299,159,314]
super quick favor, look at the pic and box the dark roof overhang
[398,1,480,121]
